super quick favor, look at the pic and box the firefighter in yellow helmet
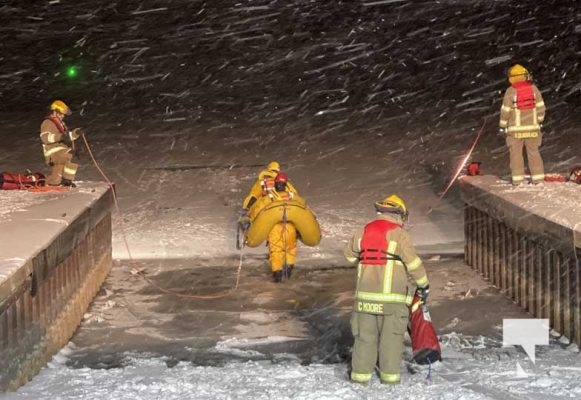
[39,100,81,187]
[239,161,298,230]
[344,195,429,384]
[244,172,298,282]
[500,64,546,186]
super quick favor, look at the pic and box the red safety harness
[359,219,401,264]
[512,81,535,110]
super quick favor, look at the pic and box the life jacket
[270,190,293,201]
[512,81,535,110]
[0,171,45,190]
[261,177,276,196]
[45,115,68,133]
[359,219,401,264]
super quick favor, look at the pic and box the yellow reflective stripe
[499,120,508,127]
[351,372,372,383]
[508,124,541,132]
[43,144,68,157]
[536,101,545,107]
[501,105,511,112]
[346,255,358,264]
[416,274,429,287]
[380,372,401,383]
[356,291,413,304]
[531,174,545,181]
[40,131,60,143]
[357,264,362,280]
[406,256,422,271]
[515,109,521,126]
[63,165,77,175]
[383,240,398,293]
[512,175,525,181]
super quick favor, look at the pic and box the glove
[70,128,82,141]
[239,210,250,231]
[415,285,430,304]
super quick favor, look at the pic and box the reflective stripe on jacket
[40,118,70,160]
[344,214,429,314]
[499,82,545,138]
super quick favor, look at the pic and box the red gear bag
[0,172,46,190]
[408,295,442,364]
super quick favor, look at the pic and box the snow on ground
[1,0,580,398]
[2,335,580,400]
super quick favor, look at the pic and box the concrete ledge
[459,175,581,257]
[0,183,113,391]
[460,175,581,346]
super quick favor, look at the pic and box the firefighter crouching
[344,195,430,385]
[499,64,546,186]
[39,100,80,187]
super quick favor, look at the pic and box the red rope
[427,119,488,215]
[81,133,243,299]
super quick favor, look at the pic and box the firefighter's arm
[533,85,546,124]
[242,181,263,210]
[399,231,429,288]
[39,120,64,144]
[499,89,513,129]
[344,228,364,265]
[287,181,299,196]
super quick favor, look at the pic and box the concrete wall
[460,176,581,347]
[0,184,113,391]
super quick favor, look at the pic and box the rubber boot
[272,270,283,283]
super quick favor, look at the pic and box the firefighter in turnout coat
[499,64,546,186]
[39,100,80,186]
[344,195,430,384]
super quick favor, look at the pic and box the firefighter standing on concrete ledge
[344,195,429,385]
[499,64,546,186]
[39,100,80,187]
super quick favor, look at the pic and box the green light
[66,66,78,79]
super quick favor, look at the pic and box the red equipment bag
[0,171,45,190]
[408,295,442,365]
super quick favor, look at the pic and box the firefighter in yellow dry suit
[344,195,430,384]
[246,172,298,282]
[39,100,80,187]
[499,64,546,186]
[239,160,298,237]
[241,161,298,212]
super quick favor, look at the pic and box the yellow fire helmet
[508,64,530,84]
[50,100,72,116]
[267,161,280,172]
[375,194,409,221]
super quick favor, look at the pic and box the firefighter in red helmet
[499,64,546,186]
[344,195,429,384]
[267,172,298,282]
[245,171,298,282]
[39,100,81,187]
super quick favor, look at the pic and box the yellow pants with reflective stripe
[350,305,408,384]
[506,135,544,184]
